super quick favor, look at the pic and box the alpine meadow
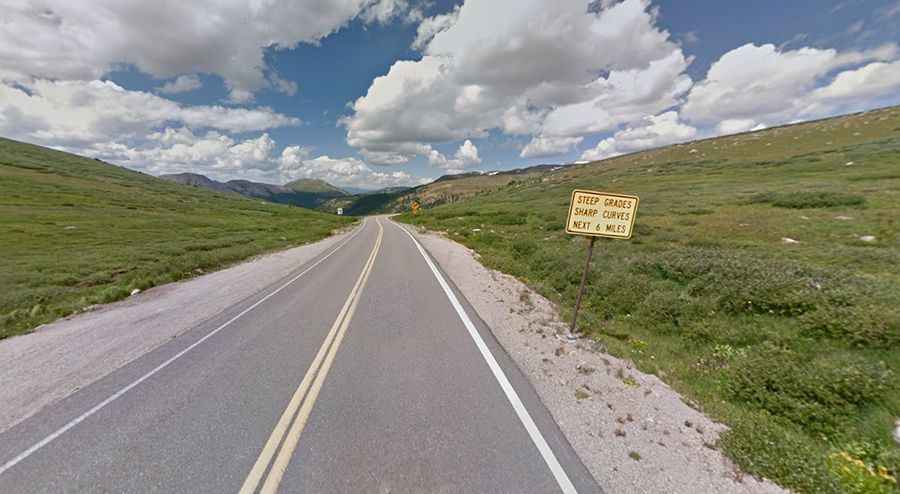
[0,138,354,340]
[400,106,900,493]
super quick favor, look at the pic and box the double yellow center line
[240,218,384,494]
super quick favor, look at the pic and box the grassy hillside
[0,138,354,340]
[400,106,900,493]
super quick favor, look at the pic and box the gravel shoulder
[415,228,788,494]
[0,227,354,433]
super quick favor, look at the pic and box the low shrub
[801,305,900,348]
[490,213,527,225]
[750,191,866,209]
[720,414,841,494]
[636,248,819,316]
[586,274,653,319]
[635,288,702,332]
[726,347,893,436]
[511,239,538,258]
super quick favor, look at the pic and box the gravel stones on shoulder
[417,229,787,494]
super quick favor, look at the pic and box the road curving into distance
[0,216,601,493]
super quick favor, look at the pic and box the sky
[1,0,899,190]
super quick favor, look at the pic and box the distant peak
[285,178,347,195]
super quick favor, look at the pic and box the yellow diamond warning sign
[565,189,639,239]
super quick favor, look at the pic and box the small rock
[845,161,854,166]
[834,215,852,221]
[684,420,693,428]
[859,235,876,242]
[689,149,698,154]
[130,289,141,296]
[799,215,810,220]
[472,228,482,232]
[781,237,800,244]
[63,225,77,230]
[576,362,596,375]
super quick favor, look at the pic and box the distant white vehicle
[337,208,344,215]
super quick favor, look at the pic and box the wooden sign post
[565,189,640,335]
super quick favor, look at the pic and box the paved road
[0,217,600,493]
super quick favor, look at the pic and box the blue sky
[2,0,899,190]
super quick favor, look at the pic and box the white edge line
[0,219,368,476]
[393,220,578,494]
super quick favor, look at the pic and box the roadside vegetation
[399,106,900,493]
[0,138,354,340]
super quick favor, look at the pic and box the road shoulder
[0,227,354,434]
[412,227,787,494]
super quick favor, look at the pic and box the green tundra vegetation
[0,138,354,340]
[400,106,900,493]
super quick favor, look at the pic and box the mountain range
[319,164,565,216]
[159,173,348,209]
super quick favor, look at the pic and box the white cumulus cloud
[716,119,766,135]
[521,136,584,158]
[0,0,384,102]
[427,139,482,172]
[360,0,420,25]
[411,5,460,50]
[0,79,299,147]
[156,75,202,94]
[55,125,424,189]
[682,42,900,127]
[279,152,425,189]
[344,0,691,163]
[810,60,900,104]
[74,128,281,178]
[580,111,696,161]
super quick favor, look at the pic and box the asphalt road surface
[0,217,601,493]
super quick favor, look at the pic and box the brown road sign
[411,201,420,215]
[566,189,639,239]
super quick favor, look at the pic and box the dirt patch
[415,228,787,494]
